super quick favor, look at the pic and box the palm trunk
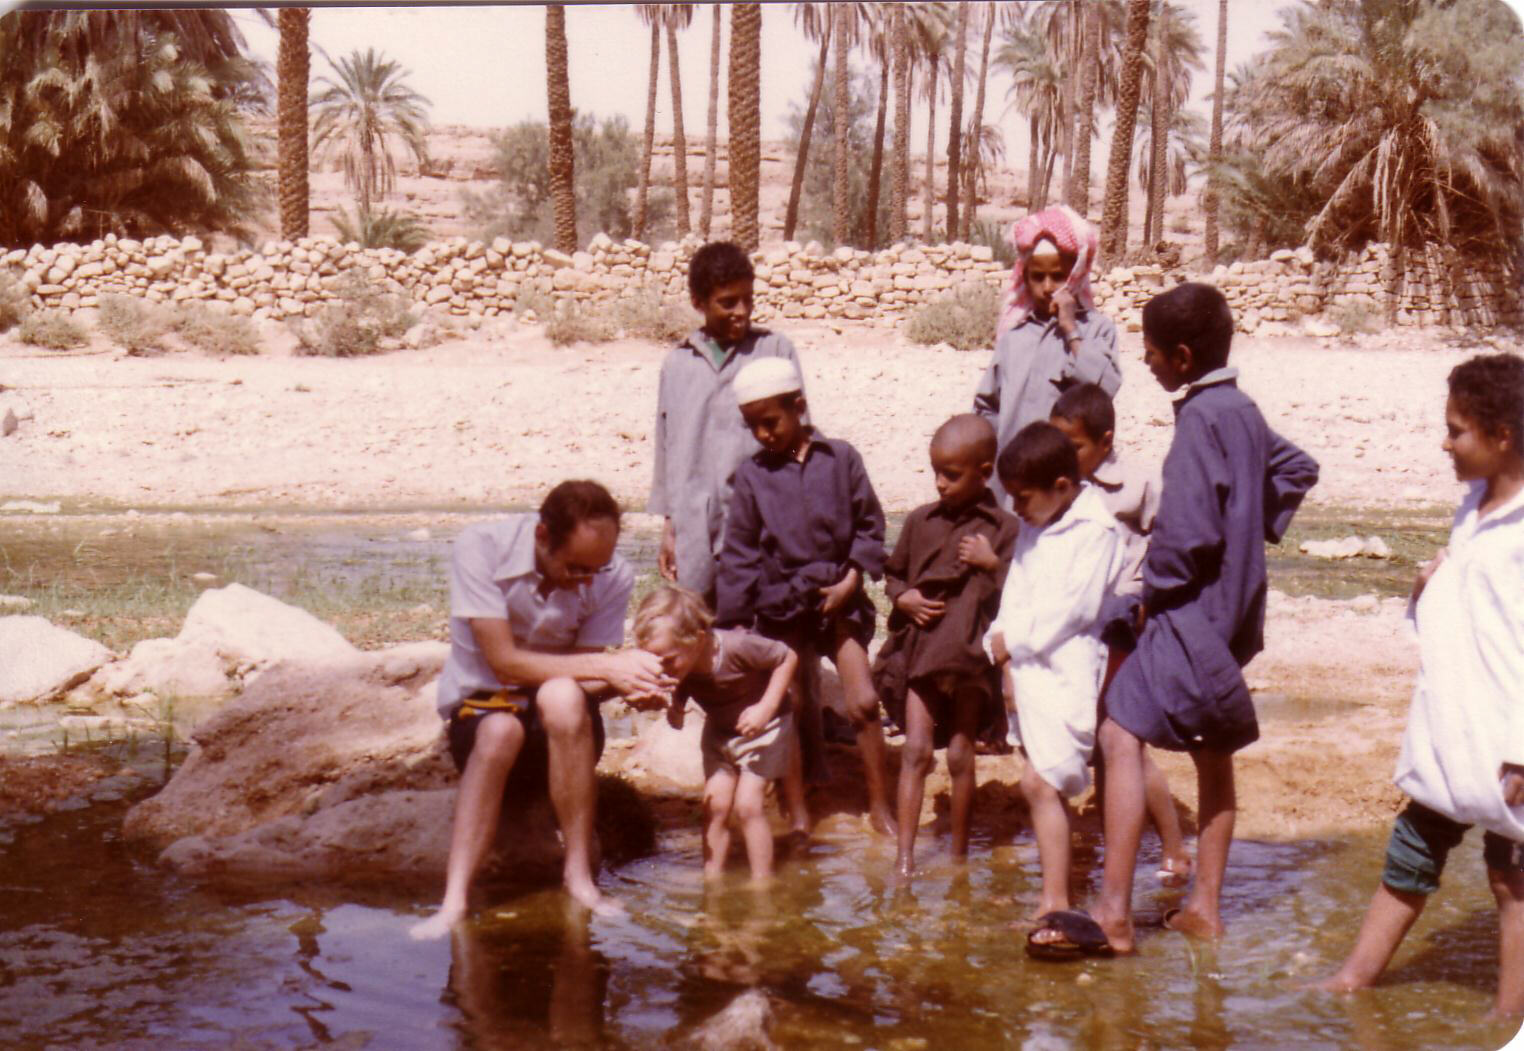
[831,3,851,247]
[700,4,721,239]
[1147,0,1168,247]
[1100,0,1151,261]
[1027,114,1041,209]
[1058,0,1078,205]
[891,7,910,242]
[634,19,659,240]
[666,16,690,238]
[1040,139,1056,209]
[783,26,831,243]
[546,5,577,253]
[1070,0,1100,213]
[867,47,889,248]
[1142,149,1157,246]
[945,1,967,238]
[728,3,762,250]
[277,8,310,240]
[960,1,993,240]
[922,53,938,242]
[1203,0,1227,266]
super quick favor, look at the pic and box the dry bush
[0,274,30,332]
[18,310,88,350]
[174,303,262,356]
[905,283,1004,351]
[294,272,418,358]
[545,301,616,346]
[97,294,173,355]
[614,288,696,344]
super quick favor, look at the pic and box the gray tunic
[972,309,1121,505]
[649,326,803,596]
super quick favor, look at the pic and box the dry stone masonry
[4,232,1517,334]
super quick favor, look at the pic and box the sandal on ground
[1156,856,1192,888]
[1025,910,1116,961]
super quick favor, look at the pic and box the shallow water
[1,773,1518,1050]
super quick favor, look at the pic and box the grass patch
[905,282,1002,351]
[18,309,88,350]
[1267,507,1450,600]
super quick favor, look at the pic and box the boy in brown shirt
[636,586,799,883]
[874,415,1021,875]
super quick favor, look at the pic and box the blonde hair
[633,585,714,647]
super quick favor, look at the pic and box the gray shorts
[701,712,795,781]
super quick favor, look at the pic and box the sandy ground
[0,321,1510,514]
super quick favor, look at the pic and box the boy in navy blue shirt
[1088,283,1318,955]
[716,357,898,835]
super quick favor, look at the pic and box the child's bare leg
[833,633,897,835]
[410,711,525,940]
[895,689,936,875]
[733,770,775,883]
[1490,866,1524,1016]
[780,741,810,836]
[1166,749,1234,939]
[946,688,983,861]
[1319,883,1426,992]
[1020,760,1073,918]
[702,767,739,881]
[1143,749,1191,880]
[1091,717,1146,953]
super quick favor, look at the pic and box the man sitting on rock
[410,480,670,940]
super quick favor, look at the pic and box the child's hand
[1053,288,1079,340]
[658,518,678,582]
[895,588,947,627]
[1503,764,1524,806]
[666,699,686,730]
[819,566,861,615]
[735,701,774,739]
[958,533,1000,571]
[1412,548,1447,602]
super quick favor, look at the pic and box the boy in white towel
[984,421,1126,936]
[1322,353,1524,1015]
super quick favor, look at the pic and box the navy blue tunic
[715,434,885,649]
[1105,374,1319,753]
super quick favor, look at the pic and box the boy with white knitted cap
[716,356,899,836]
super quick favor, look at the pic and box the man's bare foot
[869,807,899,837]
[409,905,465,941]
[1311,972,1368,994]
[1162,905,1225,939]
[566,880,625,917]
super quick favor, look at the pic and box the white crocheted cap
[1030,236,1062,260]
[733,356,803,405]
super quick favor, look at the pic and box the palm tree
[1202,0,1227,266]
[864,3,894,248]
[665,5,695,238]
[276,9,311,241]
[890,4,911,241]
[959,2,996,239]
[997,19,1061,211]
[545,5,576,253]
[0,10,267,245]
[634,6,661,240]
[832,2,853,246]
[944,2,968,238]
[1069,0,1100,213]
[910,4,952,240]
[1138,2,1202,245]
[728,3,762,250]
[311,48,430,216]
[1099,0,1151,260]
[700,4,721,238]
[783,4,832,242]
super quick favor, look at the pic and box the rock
[1299,536,1366,560]
[405,527,432,542]
[191,572,218,583]
[0,500,59,514]
[0,594,34,611]
[685,990,775,1051]
[0,616,113,706]
[88,636,235,703]
[620,712,706,788]
[1360,536,1393,559]
[1,407,15,437]
[1350,595,1380,613]
[175,583,357,670]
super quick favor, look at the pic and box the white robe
[984,484,1127,797]
[1395,480,1524,840]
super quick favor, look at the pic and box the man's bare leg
[946,689,983,862]
[1319,882,1426,992]
[703,767,738,880]
[734,770,775,883]
[1090,717,1147,954]
[1164,749,1234,939]
[834,633,897,835]
[539,677,621,915]
[895,689,936,875]
[410,711,525,940]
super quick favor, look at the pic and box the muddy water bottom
[1,784,1517,1050]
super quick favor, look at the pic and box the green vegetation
[1327,299,1381,338]
[967,219,1017,268]
[172,303,261,356]
[544,301,616,346]
[97,295,261,356]
[331,204,430,253]
[782,63,891,249]
[1267,506,1451,601]
[18,309,88,350]
[311,48,431,215]
[905,282,1003,351]
[293,271,417,357]
[96,295,172,354]
[542,289,693,346]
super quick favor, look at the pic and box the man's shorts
[1381,800,1524,896]
[701,711,795,781]
[446,688,606,797]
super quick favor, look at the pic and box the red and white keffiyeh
[996,204,1099,338]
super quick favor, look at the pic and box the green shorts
[1381,801,1524,896]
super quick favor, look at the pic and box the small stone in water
[1075,972,1095,986]
[191,572,217,583]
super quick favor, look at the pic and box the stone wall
[4,232,1518,334]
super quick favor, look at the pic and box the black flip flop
[1025,909,1117,961]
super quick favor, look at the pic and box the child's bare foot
[869,807,899,837]
[895,851,915,876]
[1161,905,1225,939]
[566,879,624,917]
[1156,855,1192,888]
[1089,907,1136,955]
[1311,972,1369,994]
[408,905,465,941]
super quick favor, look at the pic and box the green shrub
[1327,299,1381,336]
[97,294,173,355]
[967,219,1018,268]
[174,303,262,356]
[905,282,1004,351]
[295,272,417,358]
[0,273,30,332]
[18,309,88,350]
[332,205,430,253]
[614,288,695,343]
[545,301,616,346]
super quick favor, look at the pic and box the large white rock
[176,583,357,670]
[621,711,706,788]
[0,616,113,706]
[89,636,237,701]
